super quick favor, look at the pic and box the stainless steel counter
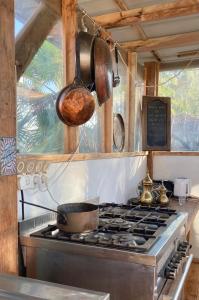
[0,273,110,300]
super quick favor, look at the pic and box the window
[159,68,199,151]
[79,94,103,153]
[17,21,64,154]
[112,53,128,152]
[15,0,42,36]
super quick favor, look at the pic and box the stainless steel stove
[20,202,192,300]
[30,204,178,253]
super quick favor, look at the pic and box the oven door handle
[162,254,193,300]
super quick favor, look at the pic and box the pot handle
[19,200,67,225]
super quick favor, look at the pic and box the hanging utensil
[56,77,95,127]
[94,37,113,106]
[76,16,95,87]
[20,200,99,233]
[113,113,125,152]
[113,46,120,88]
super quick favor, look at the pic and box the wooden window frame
[17,0,142,163]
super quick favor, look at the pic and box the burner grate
[30,202,178,253]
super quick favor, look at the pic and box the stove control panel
[164,241,190,280]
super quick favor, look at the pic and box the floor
[184,261,199,300]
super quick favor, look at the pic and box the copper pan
[94,37,113,106]
[20,200,99,233]
[56,78,95,127]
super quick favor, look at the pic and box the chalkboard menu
[142,96,171,150]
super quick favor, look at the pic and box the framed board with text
[142,96,171,151]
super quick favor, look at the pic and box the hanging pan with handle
[56,77,95,127]
[76,16,95,88]
[94,36,113,106]
[112,46,120,88]
[20,200,99,233]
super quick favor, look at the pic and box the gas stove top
[30,203,178,253]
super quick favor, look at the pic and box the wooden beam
[16,0,61,80]
[160,58,199,71]
[144,62,159,96]
[62,0,78,153]
[93,0,199,29]
[113,0,161,63]
[0,0,18,274]
[17,151,148,164]
[104,95,113,152]
[128,52,137,151]
[144,62,159,178]
[177,49,199,57]
[121,31,199,52]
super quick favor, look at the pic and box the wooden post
[128,51,137,151]
[0,0,18,274]
[144,62,159,96]
[104,96,113,152]
[144,61,159,177]
[62,0,79,153]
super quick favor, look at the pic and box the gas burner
[30,202,179,254]
[70,232,90,242]
[99,206,127,218]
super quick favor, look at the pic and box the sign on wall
[0,137,16,176]
[142,96,171,151]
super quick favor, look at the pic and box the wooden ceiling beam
[15,0,61,81]
[160,58,199,71]
[113,0,161,62]
[121,31,199,52]
[93,0,199,29]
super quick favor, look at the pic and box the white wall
[18,155,147,220]
[154,155,199,258]
[153,156,199,197]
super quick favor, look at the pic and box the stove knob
[168,262,178,269]
[171,256,181,264]
[165,268,176,280]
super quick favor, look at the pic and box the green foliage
[17,34,64,154]
[159,68,199,150]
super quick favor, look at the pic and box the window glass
[17,21,64,154]
[112,53,128,152]
[159,68,199,151]
[79,94,103,153]
[15,0,42,36]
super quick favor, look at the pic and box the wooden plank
[104,95,113,152]
[144,62,159,96]
[153,151,199,156]
[160,58,199,71]
[17,152,148,164]
[184,260,199,299]
[93,0,199,29]
[147,151,153,179]
[16,1,61,80]
[113,0,161,71]
[62,0,78,153]
[121,31,199,52]
[128,52,137,151]
[0,0,18,274]
[144,62,159,178]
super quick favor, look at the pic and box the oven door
[159,254,193,300]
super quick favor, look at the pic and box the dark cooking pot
[21,200,99,233]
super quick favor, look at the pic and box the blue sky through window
[15,19,23,36]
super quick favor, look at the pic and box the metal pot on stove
[20,200,99,233]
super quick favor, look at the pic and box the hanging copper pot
[94,37,113,106]
[56,78,95,127]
